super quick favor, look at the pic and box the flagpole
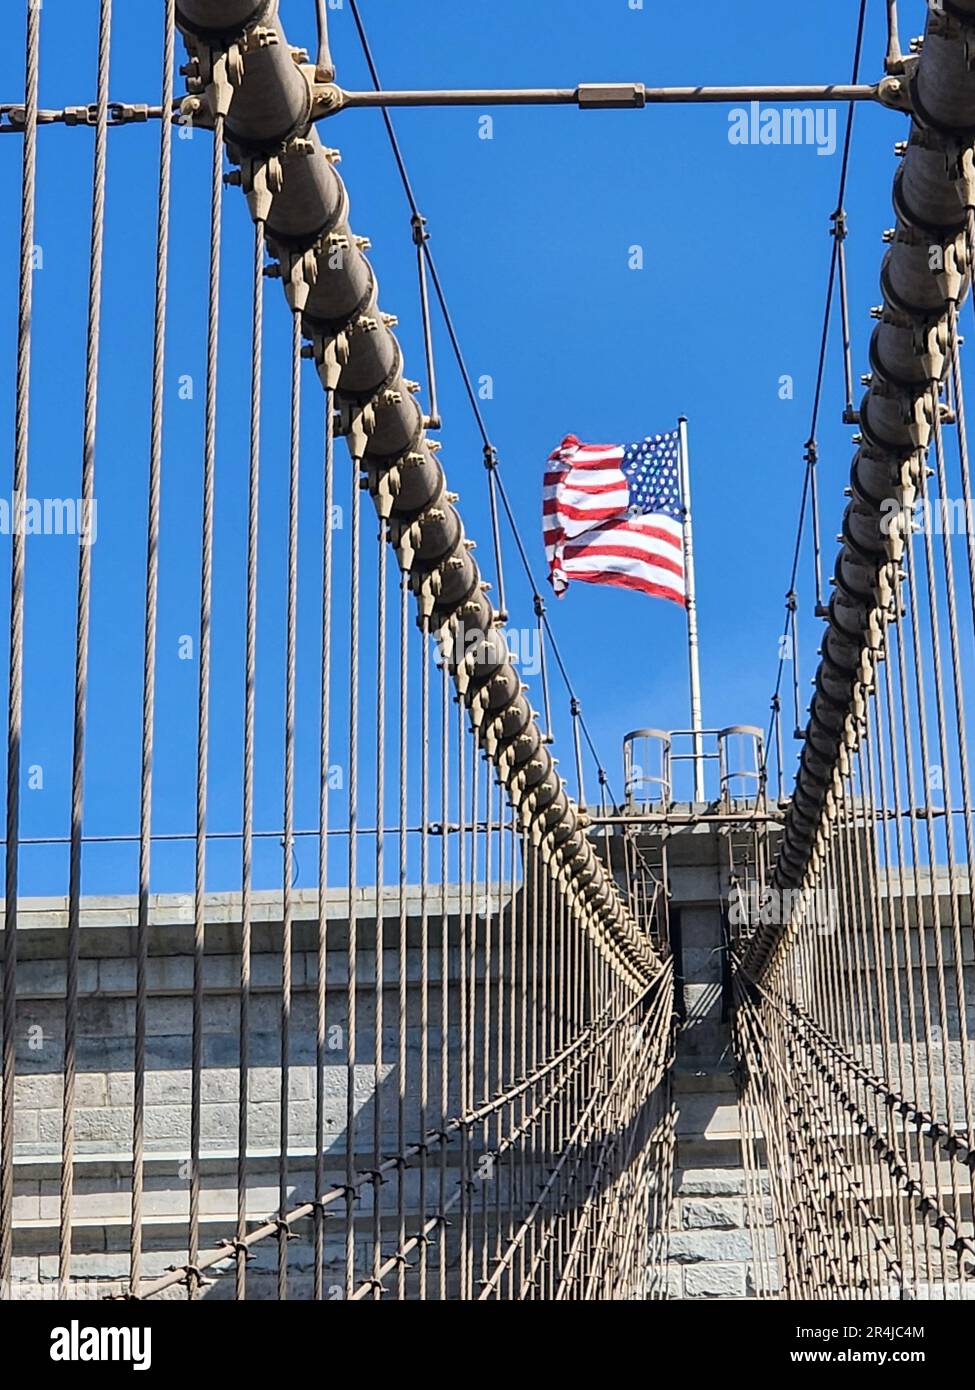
[677,415,705,801]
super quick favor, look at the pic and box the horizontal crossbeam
[0,76,906,135]
[318,79,899,116]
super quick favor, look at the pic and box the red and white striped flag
[543,432,687,606]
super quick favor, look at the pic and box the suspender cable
[885,0,902,72]
[438,659,450,1301]
[418,614,431,1298]
[484,446,508,621]
[237,212,265,1302]
[770,694,784,802]
[395,573,409,1299]
[571,697,587,811]
[371,527,388,1299]
[832,209,855,420]
[277,309,302,1299]
[132,0,175,1298]
[345,439,362,1299]
[534,594,553,744]
[805,438,825,614]
[412,213,441,430]
[786,589,802,738]
[189,103,225,1299]
[61,0,112,1291]
[314,0,336,83]
[314,386,335,1300]
[1,0,40,1293]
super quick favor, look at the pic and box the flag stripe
[548,444,623,463]
[562,567,686,606]
[543,471,628,491]
[543,498,631,524]
[562,518,684,553]
[562,542,684,580]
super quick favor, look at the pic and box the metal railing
[623,725,765,810]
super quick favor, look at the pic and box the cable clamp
[194,41,245,120]
[217,1237,254,1262]
[411,211,429,246]
[175,1263,215,1293]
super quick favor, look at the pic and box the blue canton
[620,432,684,522]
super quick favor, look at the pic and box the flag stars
[621,436,683,521]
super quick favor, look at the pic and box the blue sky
[0,0,934,893]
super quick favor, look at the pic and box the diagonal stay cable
[346,0,621,806]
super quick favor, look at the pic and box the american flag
[543,431,687,606]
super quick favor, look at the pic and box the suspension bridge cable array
[732,0,975,1298]
[6,0,975,1309]
[764,0,868,792]
[754,0,975,938]
[89,0,673,1302]
[346,0,620,804]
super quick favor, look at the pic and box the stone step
[677,1134,744,1167]
[667,1227,758,1268]
[677,1166,751,1197]
[683,982,724,1024]
[675,1096,742,1139]
[11,1144,421,1180]
[680,1263,749,1299]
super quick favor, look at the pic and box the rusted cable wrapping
[747,0,975,976]
[175,0,659,988]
